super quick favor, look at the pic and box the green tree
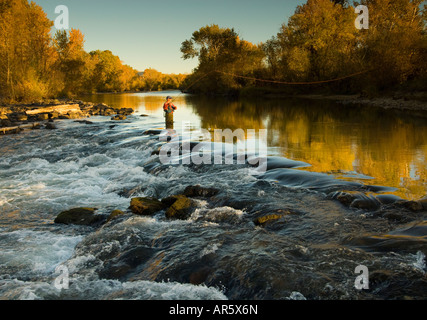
[181,24,264,94]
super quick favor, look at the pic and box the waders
[165,111,174,129]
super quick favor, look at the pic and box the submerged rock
[98,246,158,281]
[330,191,381,211]
[344,220,427,253]
[45,122,57,130]
[375,194,403,205]
[74,120,94,125]
[129,197,166,216]
[107,209,126,222]
[143,129,163,136]
[333,192,355,207]
[394,200,424,212]
[54,207,104,226]
[253,210,294,226]
[111,115,127,121]
[183,185,220,198]
[117,108,134,116]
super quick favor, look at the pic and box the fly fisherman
[163,96,177,129]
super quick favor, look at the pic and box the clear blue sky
[32,0,303,74]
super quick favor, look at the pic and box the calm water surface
[83,91,427,201]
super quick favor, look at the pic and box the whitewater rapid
[0,101,425,300]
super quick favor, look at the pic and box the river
[0,91,426,300]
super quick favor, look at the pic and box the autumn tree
[0,1,145,101]
[181,24,264,94]
[260,0,426,94]
[161,73,187,90]
[357,0,426,90]
[141,68,163,91]
[274,0,360,84]
[0,0,58,102]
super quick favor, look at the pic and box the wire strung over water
[173,68,374,100]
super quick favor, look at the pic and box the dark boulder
[0,119,12,127]
[117,108,134,116]
[45,122,57,130]
[161,195,182,207]
[54,207,104,226]
[111,115,127,121]
[164,195,195,220]
[129,197,166,216]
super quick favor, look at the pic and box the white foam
[121,215,193,230]
[200,243,221,258]
[413,251,426,273]
[120,280,227,300]
[0,276,228,300]
[65,254,98,275]
[288,291,307,300]
[0,229,83,275]
[191,206,245,224]
[0,278,54,300]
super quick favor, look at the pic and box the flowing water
[0,91,426,300]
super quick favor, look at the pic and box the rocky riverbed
[0,99,134,134]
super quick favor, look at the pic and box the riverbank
[0,99,134,135]
[291,93,427,112]
[244,86,427,112]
